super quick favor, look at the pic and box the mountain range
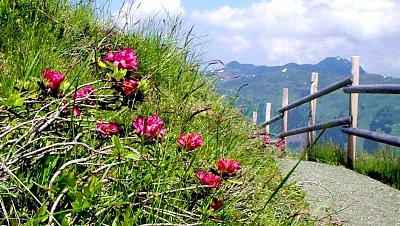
[214,57,400,151]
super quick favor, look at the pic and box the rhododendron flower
[276,140,285,149]
[74,86,95,99]
[43,69,65,90]
[96,121,120,136]
[217,157,241,176]
[177,133,203,151]
[102,48,138,71]
[132,114,166,141]
[211,199,223,210]
[72,107,81,117]
[195,171,221,189]
[117,78,138,95]
[262,135,272,144]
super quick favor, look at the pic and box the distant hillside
[214,57,400,151]
[219,57,366,78]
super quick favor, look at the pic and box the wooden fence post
[307,72,319,159]
[252,111,258,125]
[348,56,360,170]
[265,103,271,133]
[282,88,289,150]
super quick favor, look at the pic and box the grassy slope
[309,143,400,189]
[0,1,311,225]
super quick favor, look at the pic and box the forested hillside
[215,58,400,151]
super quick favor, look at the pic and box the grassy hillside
[0,1,311,225]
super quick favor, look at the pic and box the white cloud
[189,0,400,76]
[112,0,184,27]
[217,35,251,52]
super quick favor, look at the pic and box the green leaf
[66,171,76,188]
[37,205,47,216]
[33,205,48,223]
[112,135,125,156]
[82,200,90,209]
[112,67,127,80]
[138,79,150,92]
[61,81,71,94]
[71,201,82,212]
[82,183,90,197]
[76,191,84,201]
[83,175,101,198]
[112,216,120,226]
[89,176,98,193]
[4,93,24,108]
[61,216,70,226]
[125,152,140,160]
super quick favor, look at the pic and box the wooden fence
[253,56,400,170]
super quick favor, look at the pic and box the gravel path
[279,158,400,226]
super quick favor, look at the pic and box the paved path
[279,158,400,226]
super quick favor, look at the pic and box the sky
[97,0,400,77]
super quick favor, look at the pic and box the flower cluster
[39,47,244,215]
[73,86,96,115]
[217,157,241,176]
[177,133,203,151]
[72,107,81,117]
[74,86,95,99]
[210,199,223,211]
[103,48,138,71]
[94,114,167,141]
[43,69,65,90]
[100,48,144,99]
[195,157,241,211]
[132,114,166,142]
[117,78,138,95]
[195,171,222,189]
[96,121,121,137]
[261,135,285,149]
[195,157,241,188]
[43,48,143,119]
[276,140,285,149]
[262,135,271,144]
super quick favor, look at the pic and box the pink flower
[217,157,241,176]
[43,69,65,90]
[117,78,138,95]
[195,171,221,189]
[74,86,95,99]
[211,199,223,211]
[132,114,166,141]
[276,140,285,149]
[72,107,81,117]
[102,48,138,71]
[262,135,272,144]
[96,121,121,136]
[177,133,203,151]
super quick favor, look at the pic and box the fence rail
[279,77,353,113]
[278,117,351,138]
[342,127,400,147]
[343,84,400,94]
[252,56,400,170]
[258,113,282,127]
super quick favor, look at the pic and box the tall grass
[0,0,311,225]
[356,148,400,188]
[309,143,400,189]
[309,143,347,166]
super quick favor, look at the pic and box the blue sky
[97,0,400,77]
